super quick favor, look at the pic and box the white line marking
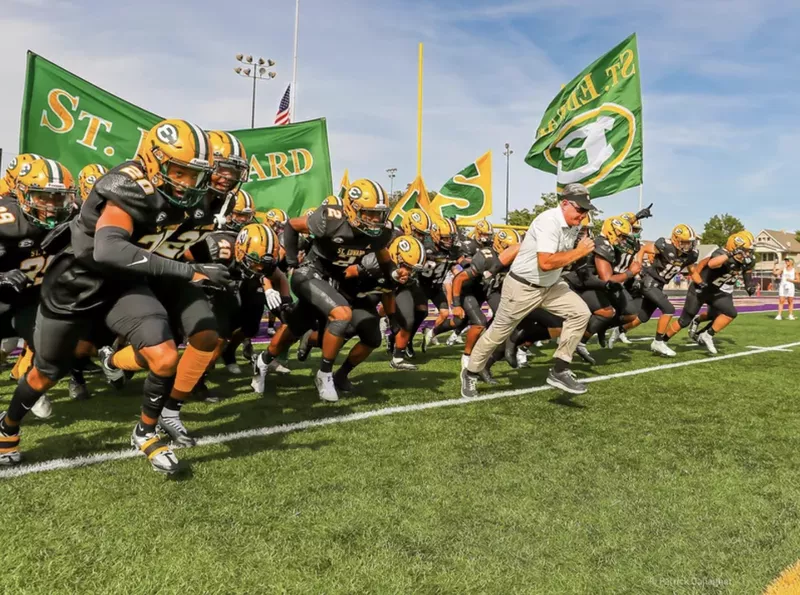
[747,345,795,353]
[2,341,798,480]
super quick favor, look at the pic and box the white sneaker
[608,327,621,349]
[618,332,631,345]
[250,354,269,393]
[267,360,291,375]
[315,371,339,402]
[697,331,717,355]
[789,315,796,320]
[687,317,700,342]
[98,345,125,389]
[131,426,180,474]
[461,354,470,369]
[775,315,782,320]
[225,363,242,375]
[534,341,544,348]
[30,395,53,420]
[379,316,389,336]
[650,339,676,357]
[446,332,459,347]
[457,330,467,344]
[516,348,529,367]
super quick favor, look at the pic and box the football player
[262,208,290,342]
[384,208,433,368]
[564,216,640,364]
[252,179,395,402]
[180,222,288,404]
[0,158,83,419]
[609,224,699,357]
[1,119,232,473]
[452,229,521,381]
[98,128,249,448]
[76,164,108,206]
[420,218,462,351]
[662,230,756,354]
[0,153,42,197]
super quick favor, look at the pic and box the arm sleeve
[94,226,194,282]
[283,222,301,268]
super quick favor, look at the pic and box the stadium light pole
[386,168,397,201]
[503,143,513,224]
[234,54,277,129]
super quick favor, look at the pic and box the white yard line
[1,341,798,480]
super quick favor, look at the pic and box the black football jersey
[644,238,698,285]
[419,244,459,288]
[71,160,218,269]
[701,248,755,288]
[564,236,632,290]
[468,246,503,295]
[458,239,481,264]
[0,196,50,302]
[187,231,238,268]
[304,205,393,279]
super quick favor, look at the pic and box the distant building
[753,229,800,284]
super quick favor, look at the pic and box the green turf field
[1,312,798,594]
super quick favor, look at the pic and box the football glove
[635,203,654,220]
[693,281,708,294]
[746,284,757,296]
[0,269,31,293]
[264,288,282,311]
[190,263,233,290]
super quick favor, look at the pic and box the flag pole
[417,42,423,179]
[638,184,643,211]
[290,0,300,121]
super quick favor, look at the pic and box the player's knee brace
[326,318,351,338]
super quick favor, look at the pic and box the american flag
[274,85,292,125]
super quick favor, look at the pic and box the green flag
[18,51,332,215]
[525,34,643,198]
[430,150,492,225]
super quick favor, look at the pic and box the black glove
[190,263,233,290]
[0,269,32,293]
[605,280,623,292]
[746,284,757,297]
[693,281,707,294]
[635,203,653,220]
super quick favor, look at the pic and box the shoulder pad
[594,236,615,262]
[94,162,157,226]
[654,237,667,252]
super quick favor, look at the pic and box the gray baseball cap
[559,183,597,211]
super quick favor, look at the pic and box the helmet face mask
[22,188,75,229]
[210,162,248,197]
[156,159,212,208]
[225,190,256,232]
[16,159,76,229]
[725,232,754,263]
[207,130,248,198]
[671,224,697,253]
[264,209,288,236]
[602,217,637,255]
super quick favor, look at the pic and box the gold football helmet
[431,217,458,250]
[264,208,289,235]
[0,153,42,196]
[343,179,389,236]
[323,195,345,207]
[15,158,76,229]
[469,219,494,246]
[225,189,256,232]
[619,212,642,236]
[601,216,637,254]
[137,118,214,208]
[303,207,317,218]
[388,235,426,276]
[206,130,248,197]
[492,229,521,253]
[725,231,754,262]
[401,208,432,240]
[671,224,697,253]
[77,163,108,203]
[235,223,281,277]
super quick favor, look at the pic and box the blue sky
[0,0,798,240]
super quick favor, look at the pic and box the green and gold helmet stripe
[186,121,209,162]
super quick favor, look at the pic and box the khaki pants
[466,277,590,373]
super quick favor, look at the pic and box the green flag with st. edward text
[18,51,333,215]
[525,34,643,198]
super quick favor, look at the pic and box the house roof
[759,229,799,252]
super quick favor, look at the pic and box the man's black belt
[509,271,545,289]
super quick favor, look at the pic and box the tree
[506,193,558,227]
[795,230,800,244]
[700,214,745,246]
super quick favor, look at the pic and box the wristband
[452,296,462,307]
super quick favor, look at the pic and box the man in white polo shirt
[461,183,596,397]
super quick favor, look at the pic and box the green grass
[2,312,799,594]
